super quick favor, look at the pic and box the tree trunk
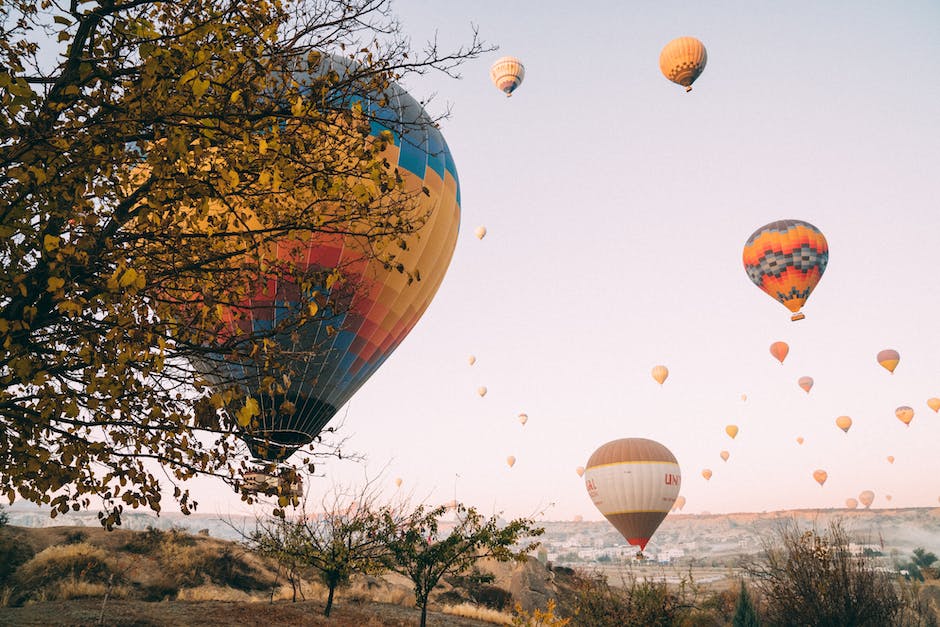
[420,602,428,627]
[325,584,335,616]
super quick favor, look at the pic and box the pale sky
[186,0,940,522]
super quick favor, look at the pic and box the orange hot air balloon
[651,365,669,385]
[743,220,828,321]
[573,515,583,522]
[813,469,828,486]
[740,393,748,401]
[877,349,899,373]
[395,478,403,488]
[576,466,585,477]
[720,450,730,462]
[477,386,487,398]
[583,438,681,551]
[845,498,858,509]
[702,469,713,480]
[725,425,739,439]
[886,494,893,502]
[859,490,875,508]
[928,398,940,413]
[896,406,914,426]
[674,495,686,511]
[506,455,516,468]
[518,413,528,426]
[796,436,804,445]
[659,37,707,92]
[835,416,852,433]
[770,341,789,363]
[887,455,895,464]
[467,355,476,366]
[798,376,814,393]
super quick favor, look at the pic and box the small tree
[732,580,760,627]
[912,548,939,579]
[384,504,543,627]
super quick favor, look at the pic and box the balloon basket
[791,312,805,321]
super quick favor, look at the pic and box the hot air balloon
[395,478,403,488]
[798,376,814,393]
[659,37,707,92]
[835,416,852,433]
[518,413,528,425]
[887,455,895,464]
[490,56,525,97]
[702,469,713,480]
[573,515,583,522]
[796,436,804,445]
[877,349,900,373]
[743,220,828,321]
[886,494,893,502]
[845,498,858,509]
[506,455,516,468]
[813,469,828,486]
[583,438,681,552]
[183,56,461,462]
[896,406,914,426]
[770,341,789,364]
[859,490,875,508]
[720,450,730,462]
[477,386,488,398]
[740,394,748,401]
[651,365,669,385]
[576,466,585,478]
[928,398,940,413]
[725,425,739,439]
[674,495,686,511]
[468,355,476,366]
[474,226,487,240]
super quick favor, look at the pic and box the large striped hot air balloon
[187,57,461,461]
[659,37,707,92]
[743,220,828,321]
[583,438,681,552]
[490,56,525,97]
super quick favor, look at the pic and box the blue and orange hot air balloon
[743,220,828,321]
[190,58,461,461]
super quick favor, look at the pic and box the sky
[181,1,940,522]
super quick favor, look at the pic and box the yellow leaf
[47,276,65,292]
[192,78,210,98]
[308,302,318,316]
[178,69,198,85]
[229,89,242,103]
[43,234,60,251]
[235,398,260,427]
[118,268,138,287]
[258,138,267,155]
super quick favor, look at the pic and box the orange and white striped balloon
[490,56,525,97]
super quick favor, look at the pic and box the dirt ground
[0,598,497,627]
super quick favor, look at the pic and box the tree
[384,503,543,627]
[245,478,394,615]
[912,548,938,579]
[0,0,486,527]
[745,520,903,627]
[732,580,760,627]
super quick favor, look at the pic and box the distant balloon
[928,398,940,413]
[651,365,669,385]
[796,436,804,445]
[659,37,707,92]
[468,355,476,366]
[674,495,686,511]
[886,494,893,502]
[720,450,730,462]
[896,406,914,426]
[583,438,681,551]
[813,469,828,486]
[474,226,487,240]
[573,515,583,522]
[887,455,895,464]
[743,220,828,321]
[477,386,487,398]
[490,56,525,97]
[702,469,713,480]
[518,413,528,426]
[770,341,789,364]
[877,349,900,373]
[506,455,516,468]
[835,416,852,433]
[576,466,585,478]
[725,425,739,439]
[395,478,403,488]
[859,490,875,508]
[845,498,858,510]
[740,394,748,401]
[798,376,814,393]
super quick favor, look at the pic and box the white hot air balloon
[490,56,525,97]
[474,225,487,240]
[467,355,476,366]
[518,413,528,426]
[477,386,487,398]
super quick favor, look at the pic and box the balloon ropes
[180,55,461,462]
[743,220,828,321]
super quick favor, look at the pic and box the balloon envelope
[395,478,402,488]
[477,386,487,398]
[468,355,476,366]
[928,398,940,413]
[859,490,875,508]
[845,498,858,509]
[813,469,828,486]
[896,406,914,426]
[583,438,681,551]
[674,495,686,511]
[518,413,528,425]
[743,220,828,321]
[887,455,895,464]
[770,341,789,364]
[490,56,525,97]
[835,416,852,433]
[720,450,730,462]
[651,365,669,385]
[474,226,487,240]
[877,349,900,373]
[796,436,804,445]
[725,425,739,439]
[506,455,516,468]
[659,37,707,91]
[798,376,814,393]
[702,469,712,480]
[576,466,585,478]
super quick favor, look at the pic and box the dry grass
[176,584,257,602]
[49,577,130,601]
[441,602,513,625]
[14,541,120,604]
[346,579,413,607]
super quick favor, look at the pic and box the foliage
[0,0,487,527]
[0,528,34,590]
[512,598,571,626]
[732,580,760,627]
[746,520,904,627]
[383,503,543,627]
[564,569,696,627]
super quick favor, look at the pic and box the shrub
[13,542,119,605]
[564,570,694,626]
[0,531,34,589]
